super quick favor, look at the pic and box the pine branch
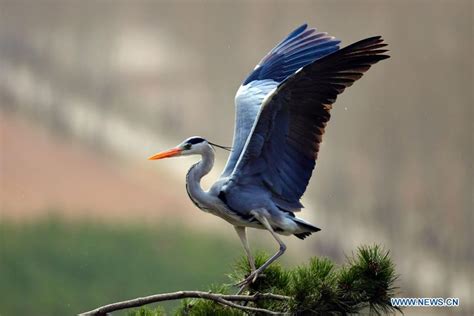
[79,291,290,316]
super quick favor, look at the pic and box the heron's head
[148,136,210,160]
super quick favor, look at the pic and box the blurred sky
[0,1,472,314]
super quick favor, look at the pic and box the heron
[148,24,389,291]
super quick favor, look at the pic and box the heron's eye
[183,143,192,150]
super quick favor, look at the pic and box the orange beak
[147,147,182,160]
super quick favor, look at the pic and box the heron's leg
[234,226,256,272]
[237,212,287,290]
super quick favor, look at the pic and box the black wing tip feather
[375,54,391,61]
[351,35,385,46]
[343,35,390,58]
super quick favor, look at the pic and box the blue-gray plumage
[148,24,389,292]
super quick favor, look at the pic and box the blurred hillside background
[0,1,472,315]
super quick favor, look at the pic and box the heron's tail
[293,217,320,240]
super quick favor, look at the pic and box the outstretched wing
[220,24,340,177]
[223,36,389,211]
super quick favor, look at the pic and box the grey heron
[148,24,389,291]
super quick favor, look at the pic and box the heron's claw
[235,271,264,288]
[235,275,255,294]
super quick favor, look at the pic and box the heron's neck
[186,145,214,208]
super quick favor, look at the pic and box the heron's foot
[235,274,256,295]
[235,270,263,288]
[235,271,267,294]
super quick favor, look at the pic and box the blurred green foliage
[0,217,240,316]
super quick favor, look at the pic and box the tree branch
[79,290,290,316]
